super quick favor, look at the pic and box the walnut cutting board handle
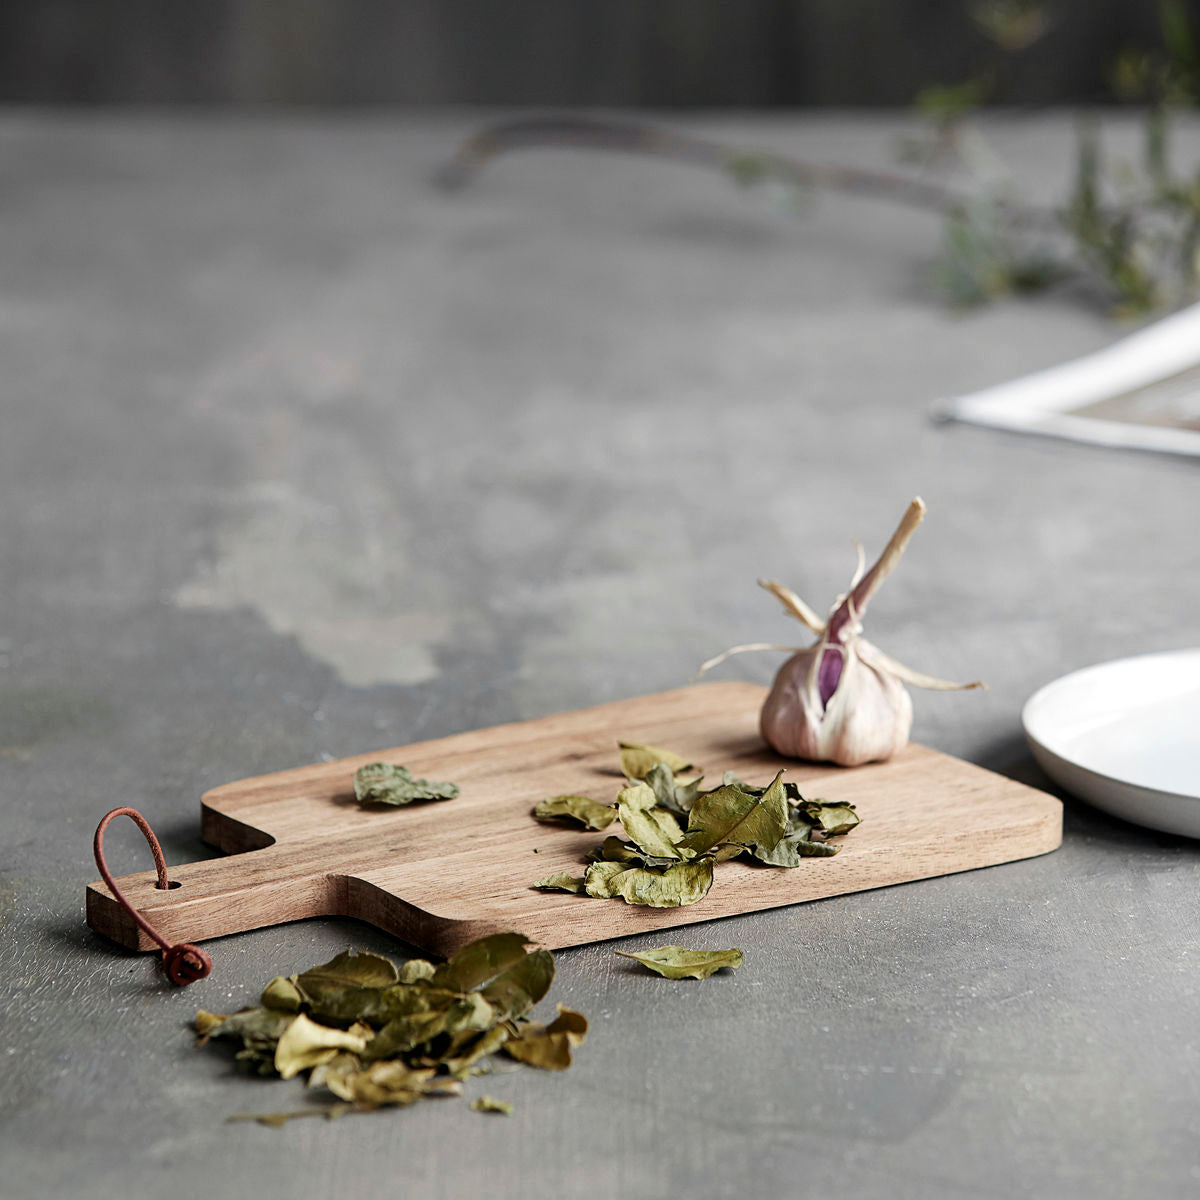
[85,844,342,953]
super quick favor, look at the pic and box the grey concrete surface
[1,112,1198,1200]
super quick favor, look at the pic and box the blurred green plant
[441,1,1200,319]
[908,0,1200,312]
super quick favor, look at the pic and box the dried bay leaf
[583,859,630,898]
[441,1023,512,1076]
[356,983,494,1061]
[200,1007,295,1045]
[353,762,460,806]
[261,976,303,1013]
[614,858,715,907]
[722,770,805,803]
[307,1051,363,1093]
[274,1013,372,1080]
[328,1061,462,1107]
[198,1007,297,1076]
[502,1005,588,1071]
[759,795,859,865]
[194,1010,231,1043]
[588,835,681,870]
[398,959,436,984]
[723,774,860,841]
[753,833,840,867]
[618,741,695,780]
[615,946,744,979]
[796,800,860,837]
[682,772,788,863]
[586,858,715,907]
[645,762,703,819]
[532,794,616,831]
[296,950,400,990]
[531,871,587,893]
[616,784,689,860]
[471,1095,513,1115]
[432,932,554,1021]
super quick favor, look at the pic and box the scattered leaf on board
[532,794,617,831]
[353,762,460,807]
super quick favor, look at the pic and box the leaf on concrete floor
[615,945,744,979]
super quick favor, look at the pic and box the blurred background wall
[0,0,1190,107]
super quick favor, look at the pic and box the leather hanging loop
[92,806,212,986]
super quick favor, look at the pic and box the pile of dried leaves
[532,741,860,908]
[196,934,585,1125]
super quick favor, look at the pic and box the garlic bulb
[704,498,982,767]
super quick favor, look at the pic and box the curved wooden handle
[85,843,342,952]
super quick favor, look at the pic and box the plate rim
[1021,646,1200,805]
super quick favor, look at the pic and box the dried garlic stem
[756,579,826,633]
[826,498,926,643]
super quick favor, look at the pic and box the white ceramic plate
[1022,648,1200,838]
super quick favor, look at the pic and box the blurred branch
[438,113,1050,224]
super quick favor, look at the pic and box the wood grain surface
[85,682,1062,956]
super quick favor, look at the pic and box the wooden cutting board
[86,682,1062,957]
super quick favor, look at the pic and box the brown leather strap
[92,806,212,985]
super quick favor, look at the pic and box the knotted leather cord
[92,806,212,986]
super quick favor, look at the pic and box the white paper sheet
[936,302,1200,456]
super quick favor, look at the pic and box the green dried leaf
[307,1051,363,1092]
[583,860,630,898]
[397,959,436,984]
[682,772,788,863]
[261,976,303,1013]
[353,762,460,806]
[326,1061,462,1107]
[586,858,715,907]
[471,1094,513,1115]
[618,741,694,780]
[200,1007,295,1045]
[297,949,400,991]
[441,1023,512,1076]
[796,800,860,837]
[281,950,404,1025]
[199,1007,297,1076]
[646,762,703,818]
[530,871,587,893]
[587,835,680,869]
[532,794,616,831]
[615,945,744,979]
[274,1014,372,1080]
[194,1010,231,1043]
[722,771,804,804]
[502,1005,588,1071]
[355,984,481,1060]
[432,932,555,1021]
[616,784,688,860]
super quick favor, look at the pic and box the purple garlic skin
[761,641,913,766]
